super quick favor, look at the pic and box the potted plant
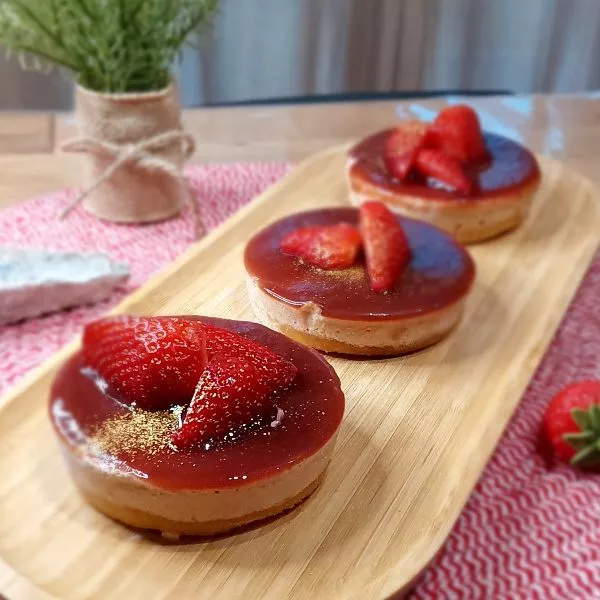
[0,0,219,223]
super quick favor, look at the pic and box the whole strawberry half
[83,316,208,411]
[281,223,362,269]
[172,351,297,449]
[383,123,429,181]
[359,200,411,293]
[415,148,473,196]
[429,104,488,164]
[543,381,600,467]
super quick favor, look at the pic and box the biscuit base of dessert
[246,276,465,356]
[61,435,336,536]
[347,171,541,244]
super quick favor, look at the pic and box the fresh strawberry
[172,350,297,449]
[201,322,296,374]
[415,149,473,195]
[543,381,600,467]
[359,200,411,293]
[281,223,362,269]
[383,123,428,181]
[429,104,488,164]
[83,316,208,411]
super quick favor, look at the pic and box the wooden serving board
[1,148,599,600]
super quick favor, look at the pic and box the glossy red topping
[245,207,475,321]
[49,317,344,490]
[350,130,540,201]
[281,223,361,269]
[359,201,411,293]
[172,347,297,449]
[83,316,208,411]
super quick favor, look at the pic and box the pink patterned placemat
[0,163,289,392]
[0,163,599,600]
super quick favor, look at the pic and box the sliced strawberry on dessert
[415,149,473,195]
[429,104,488,164]
[383,123,428,181]
[281,223,362,269]
[172,347,297,449]
[202,322,273,359]
[359,200,411,294]
[83,316,208,411]
[543,381,600,467]
[201,322,297,374]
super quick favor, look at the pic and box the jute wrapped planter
[62,83,194,224]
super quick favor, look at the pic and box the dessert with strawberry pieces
[346,104,541,243]
[244,202,475,355]
[543,381,600,468]
[49,316,344,536]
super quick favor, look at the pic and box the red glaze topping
[49,317,344,491]
[350,130,540,200]
[244,207,475,321]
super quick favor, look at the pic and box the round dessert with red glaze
[244,207,475,355]
[346,113,542,243]
[49,316,344,536]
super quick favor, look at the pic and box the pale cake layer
[80,475,324,536]
[60,433,338,535]
[246,276,465,355]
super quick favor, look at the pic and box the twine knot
[59,130,196,220]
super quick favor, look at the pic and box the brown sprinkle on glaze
[91,408,181,456]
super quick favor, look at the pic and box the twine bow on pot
[59,130,196,219]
